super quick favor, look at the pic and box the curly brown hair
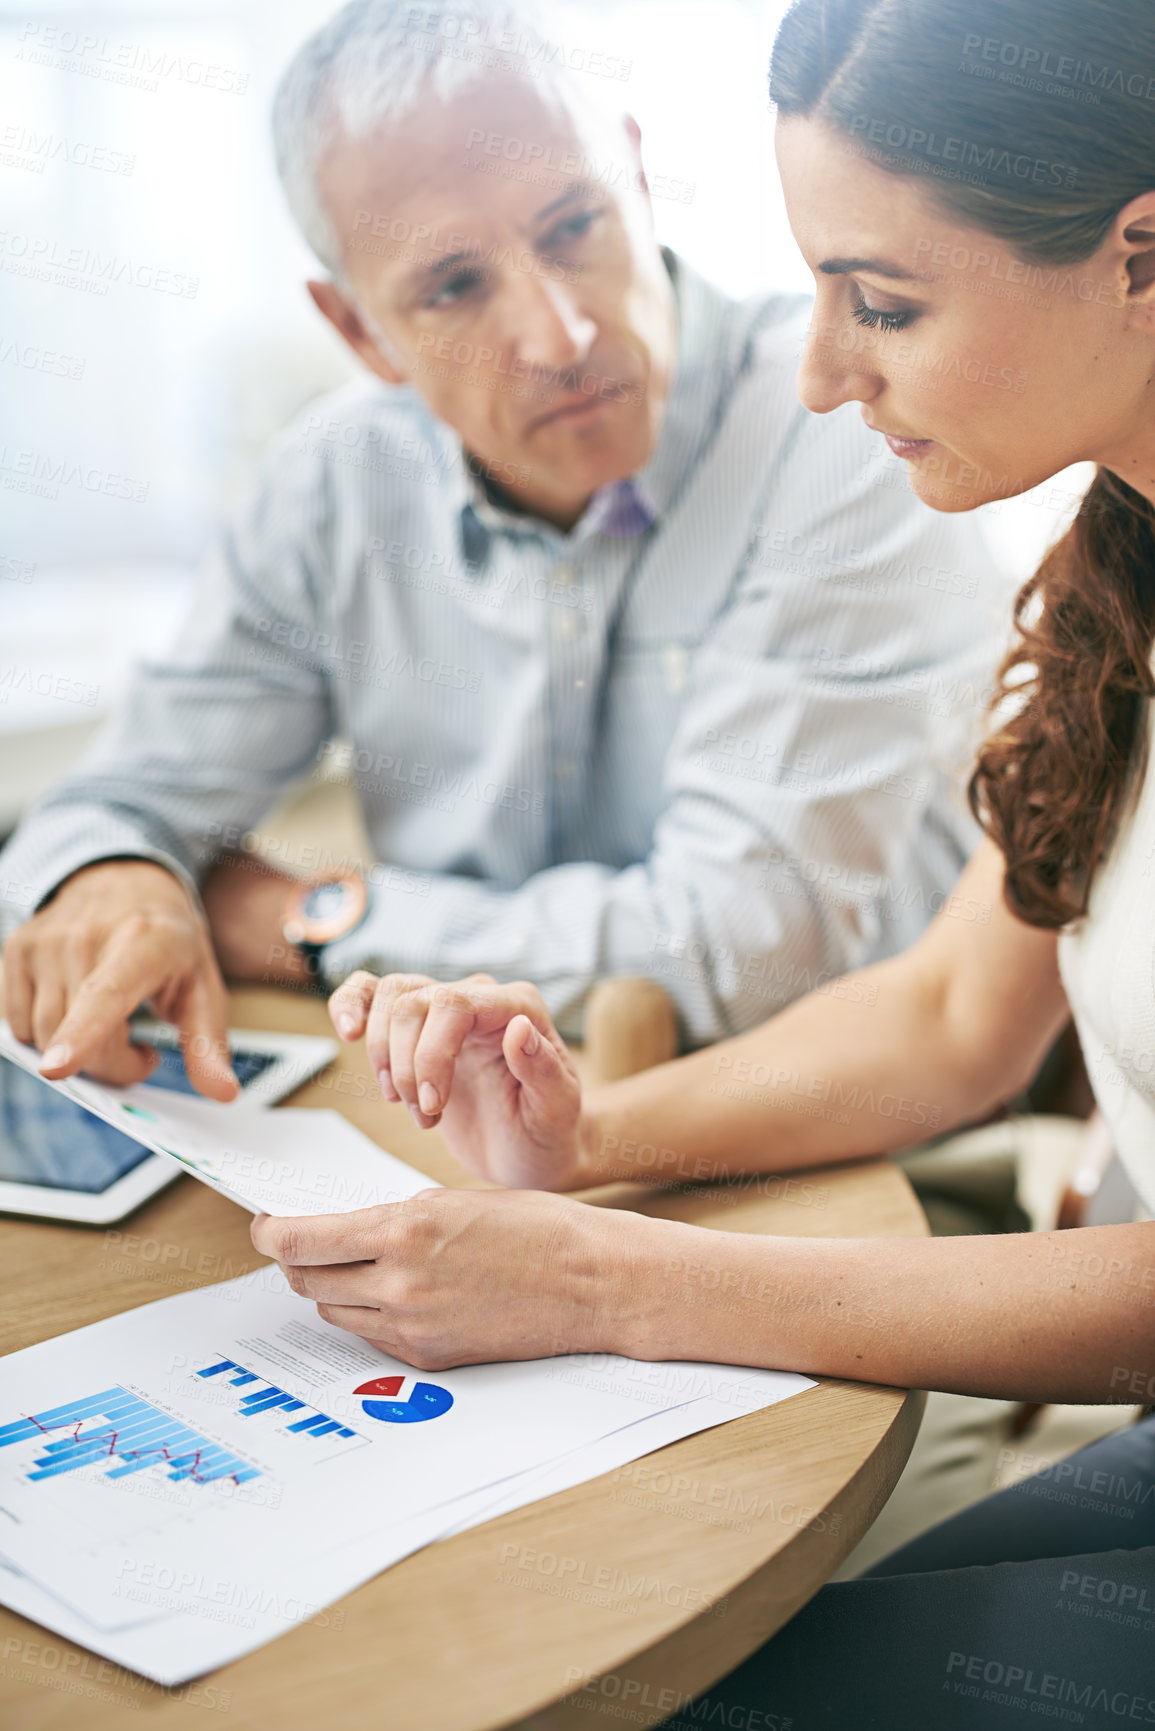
[972,473,1155,925]
[770,0,1155,926]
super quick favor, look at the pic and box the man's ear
[622,113,652,214]
[306,279,407,384]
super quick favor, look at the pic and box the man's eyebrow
[427,250,473,277]
[534,181,600,227]
[402,181,602,291]
[819,256,928,282]
[399,247,480,298]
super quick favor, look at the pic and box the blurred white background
[0,0,1084,830]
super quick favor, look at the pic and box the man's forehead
[322,77,618,250]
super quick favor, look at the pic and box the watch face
[284,874,368,947]
[302,882,351,923]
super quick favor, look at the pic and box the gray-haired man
[0,0,1006,1097]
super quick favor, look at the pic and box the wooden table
[0,988,927,1730]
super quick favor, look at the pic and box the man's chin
[526,408,652,484]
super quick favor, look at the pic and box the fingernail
[335,1012,356,1040]
[522,1022,540,1056]
[377,1067,397,1101]
[41,1043,71,1070]
[418,1082,441,1115]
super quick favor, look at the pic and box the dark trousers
[660,1416,1155,1730]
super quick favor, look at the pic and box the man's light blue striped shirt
[0,256,1011,1043]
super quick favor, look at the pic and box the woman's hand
[251,1187,649,1369]
[327,971,585,1191]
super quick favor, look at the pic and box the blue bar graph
[195,1358,358,1443]
[0,1358,364,1490]
[0,1387,261,1487]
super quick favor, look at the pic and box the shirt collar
[458,249,737,557]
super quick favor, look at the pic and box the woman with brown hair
[257,0,1155,1719]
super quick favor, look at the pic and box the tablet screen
[0,1054,152,1194]
[141,1043,276,1096]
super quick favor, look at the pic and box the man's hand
[200,855,309,985]
[327,970,585,1190]
[251,1187,653,1369]
[2,859,238,1098]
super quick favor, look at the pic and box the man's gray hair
[273,0,613,273]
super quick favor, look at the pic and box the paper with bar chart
[0,1270,814,1681]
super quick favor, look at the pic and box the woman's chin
[906,461,1019,514]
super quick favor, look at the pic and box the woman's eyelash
[850,292,914,332]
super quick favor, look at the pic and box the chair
[580,976,679,1086]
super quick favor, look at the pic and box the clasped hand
[252,972,669,1368]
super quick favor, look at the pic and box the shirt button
[554,756,578,779]
[552,611,582,640]
[552,561,573,588]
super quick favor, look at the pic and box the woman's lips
[883,434,935,460]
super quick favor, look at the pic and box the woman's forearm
[578,956,1054,1185]
[576,845,1067,1187]
[579,958,962,1185]
[618,1217,1155,1406]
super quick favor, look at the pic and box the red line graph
[16,1407,245,1485]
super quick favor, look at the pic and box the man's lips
[529,393,622,433]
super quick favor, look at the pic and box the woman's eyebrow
[819,255,931,282]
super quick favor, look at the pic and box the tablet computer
[0,1024,338,1225]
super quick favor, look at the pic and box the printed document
[0,1271,814,1680]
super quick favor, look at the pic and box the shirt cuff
[318,869,504,989]
[0,804,203,939]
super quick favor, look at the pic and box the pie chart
[354,1375,454,1424]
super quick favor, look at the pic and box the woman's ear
[1123,220,1155,298]
[306,279,407,384]
[1103,193,1155,325]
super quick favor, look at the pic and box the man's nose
[796,318,882,416]
[509,274,597,375]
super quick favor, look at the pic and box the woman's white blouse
[1059,697,1155,1215]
